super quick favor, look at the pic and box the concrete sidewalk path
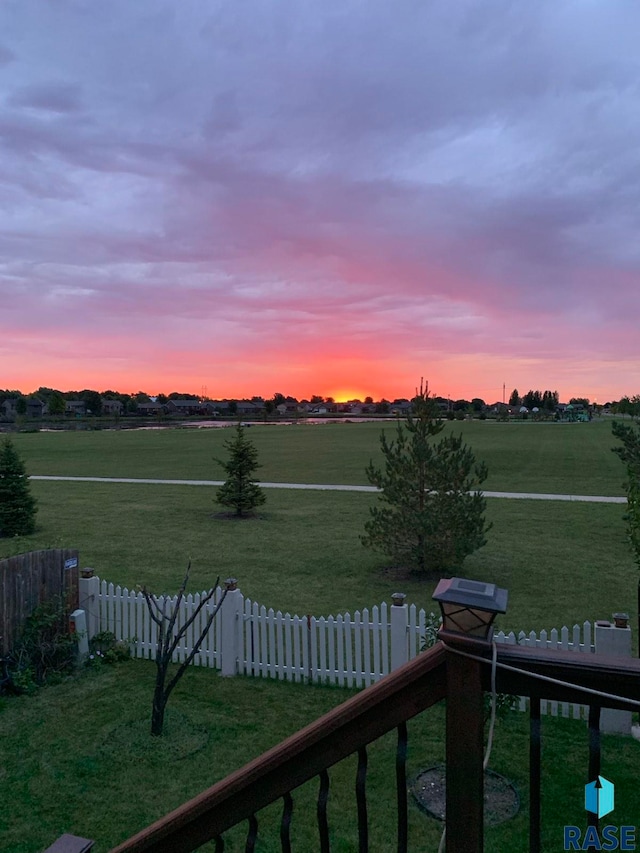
[30,475,627,504]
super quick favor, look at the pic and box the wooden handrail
[108,638,640,853]
[490,641,640,708]
[110,643,447,852]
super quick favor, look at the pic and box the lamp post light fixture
[432,577,508,642]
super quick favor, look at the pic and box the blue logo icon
[585,776,615,819]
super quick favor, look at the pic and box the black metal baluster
[245,814,258,853]
[356,746,369,853]
[529,695,541,853]
[280,792,293,853]
[396,722,408,853]
[587,705,602,831]
[214,836,224,853]
[317,769,331,853]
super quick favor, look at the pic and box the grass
[0,481,635,630]
[8,416,628,495]
[1,660,639,852]
[1,418,638,851]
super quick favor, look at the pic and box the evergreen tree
[612,420,640,573]
[47,391,66,416]
[523,390,542,409]
[215,424,266,517]
[0,437,37,537]
[508,389,520,407]
[362,381,491,573]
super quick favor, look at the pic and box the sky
[1,1,639,404]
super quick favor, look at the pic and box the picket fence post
[390,593,409,671]
[78,570,101,640]
[220,578,243,676]
[595,614,632,734]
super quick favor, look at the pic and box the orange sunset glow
[1,4,639,404]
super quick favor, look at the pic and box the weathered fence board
[0,549,79,655]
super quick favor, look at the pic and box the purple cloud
[1,0,639,400]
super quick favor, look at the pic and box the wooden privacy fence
[0,549,80,655]
[76,575,630,725]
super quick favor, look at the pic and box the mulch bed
[411,764,520,826]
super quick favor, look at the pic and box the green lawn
[2,418,639,852]
[8,417,628,495]
[1,481,635,631]
[1,660,638,853]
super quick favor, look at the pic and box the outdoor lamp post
[432,577,508,642]
[432,578,509,853]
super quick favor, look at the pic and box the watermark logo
[585,776,615,820]
[563,775,636,851]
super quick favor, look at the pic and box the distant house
[65,400,87,416]
[136,401,165,415]
[208,400,231,415]
[102,399,124,416]
[236,400,265,415]
[166,399,212,416]
[1,399,17,419]
[0,397,44,419]
[26,397,46,418]
[389,400,412,415]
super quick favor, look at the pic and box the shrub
[87,631,132,666]
[1,599,76,694]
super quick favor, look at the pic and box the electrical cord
[441,641,640,710]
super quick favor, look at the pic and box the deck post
[443,636,485,853]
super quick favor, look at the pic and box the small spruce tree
[0,437,38,537]
[215,424,266,517]
[362,380,491,573]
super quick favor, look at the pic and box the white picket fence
[92,580,225,667]
[239,596,438,687]
[493,624,594,720]
[79,575,602,720]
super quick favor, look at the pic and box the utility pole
[503,383,505,405]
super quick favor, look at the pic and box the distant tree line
[1,386,638,420]
[508,389,560,410]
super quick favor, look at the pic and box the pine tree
[361,381,491,573]
[215,424,266,517]
[0,437,38,537]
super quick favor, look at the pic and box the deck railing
[50,636,640,853]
